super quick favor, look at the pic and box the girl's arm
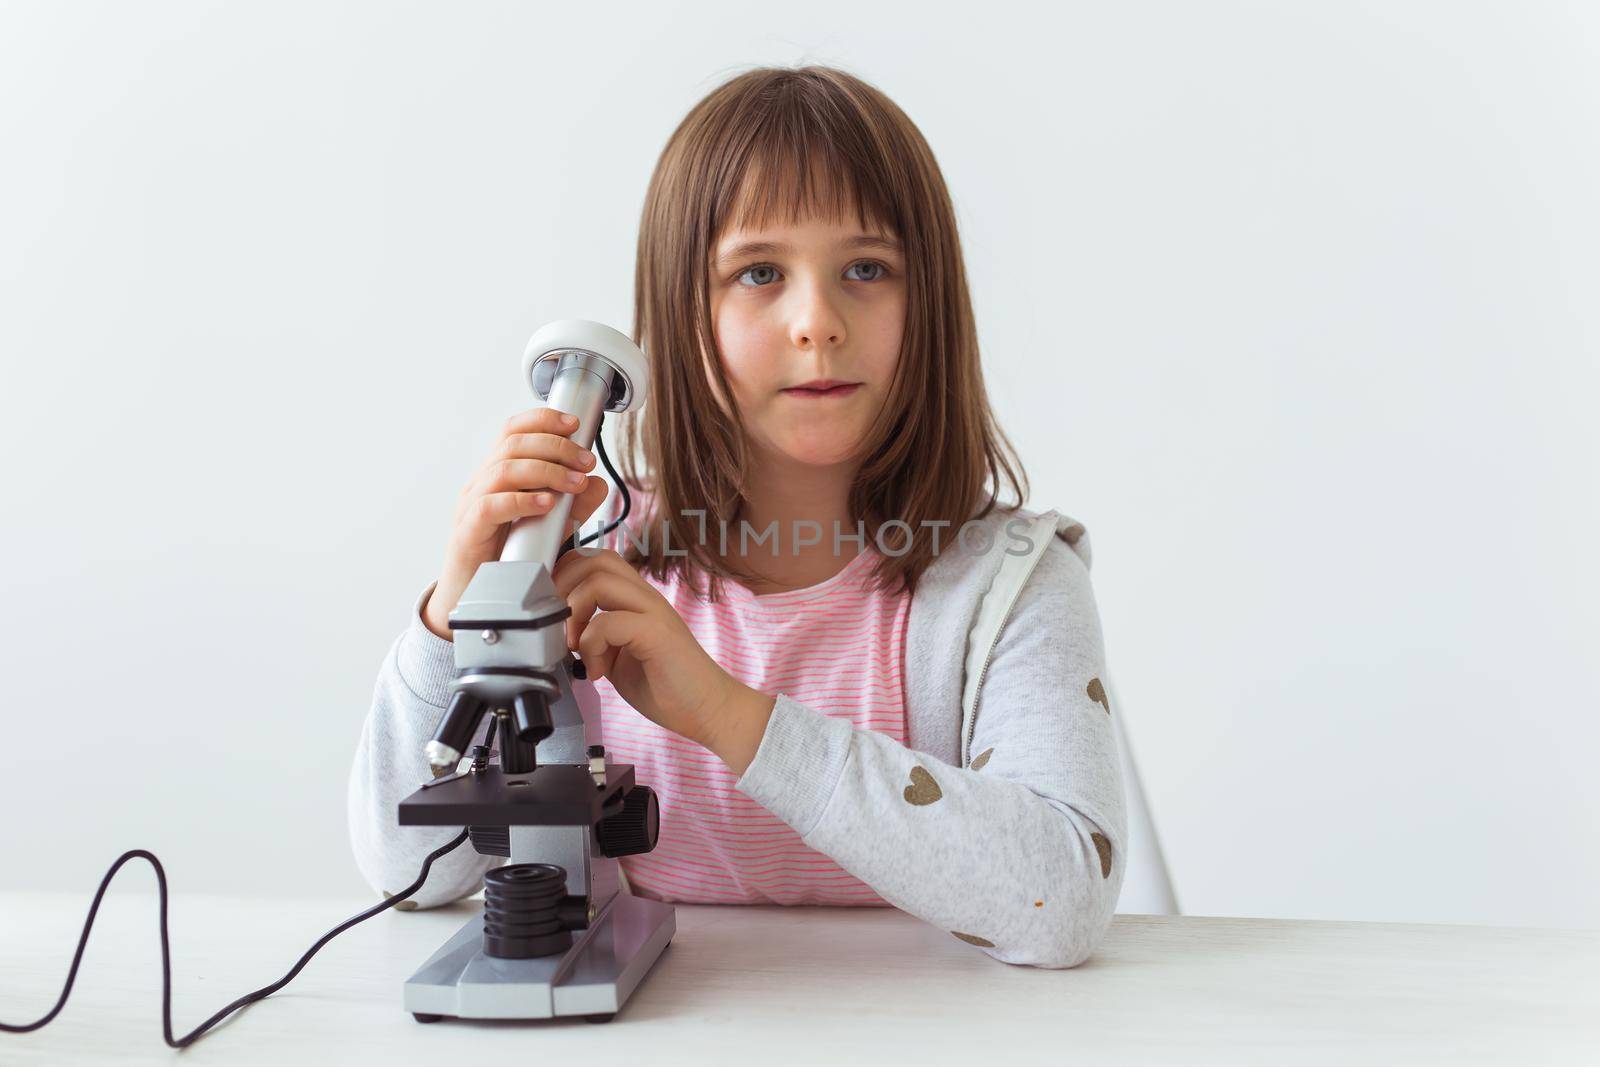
[718,536,1127,968]
[346,582,505,909]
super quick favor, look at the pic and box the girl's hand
[553,547,762,752]
[423,407,612,641]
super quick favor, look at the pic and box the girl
[348,65,1126,969]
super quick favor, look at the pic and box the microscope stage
[398,764,635,826]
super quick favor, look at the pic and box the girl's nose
[788,280,847,350]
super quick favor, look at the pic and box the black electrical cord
[556,411,636,681]
[0,713,501,1048]
[576,411,632,549]
[1,428,610,1049]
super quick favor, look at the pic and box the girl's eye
[734,260,890,287]
[737,264,780,287]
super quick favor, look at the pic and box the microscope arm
[424,322,650,774]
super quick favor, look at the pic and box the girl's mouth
[781,383,862,399]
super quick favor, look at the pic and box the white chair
[1104,672,1180,914]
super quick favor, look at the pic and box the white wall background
[1,0,1595,929]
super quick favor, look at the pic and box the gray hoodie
[347,504,1127,969]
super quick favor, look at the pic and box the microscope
[396,320,674,1025]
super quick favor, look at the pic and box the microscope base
[403,891,676,1023]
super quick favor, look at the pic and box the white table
[1,891,1595,1065]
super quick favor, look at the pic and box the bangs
[715,102,900,242]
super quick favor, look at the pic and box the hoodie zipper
[963,601,1013,766]
[962,514,1061,766]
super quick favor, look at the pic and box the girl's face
[708,212,906,470]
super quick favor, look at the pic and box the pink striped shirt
[591,545,911,906]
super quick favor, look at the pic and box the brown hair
[611,63,1028,601]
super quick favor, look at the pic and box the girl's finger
[464,490,557,540]
[457,409,581,525]
[498,431,597,474]
[578,610,645,683]
[551,545,641,598]
[501,406,579,439]
[483,457,591,496]
[563,570,655,652]
[563,474,611,532]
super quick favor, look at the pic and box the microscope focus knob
[595,785,659,858]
